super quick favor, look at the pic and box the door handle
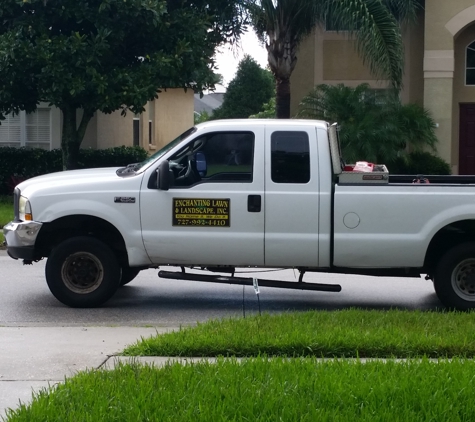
[248,195,261,212]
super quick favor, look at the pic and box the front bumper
[3,220,43,260]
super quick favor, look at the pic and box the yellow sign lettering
[173,198,231,227]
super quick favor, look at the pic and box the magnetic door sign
[173,198,230,227]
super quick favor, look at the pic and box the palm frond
[331,0,405,90]
[247,0,326,45]
[382,0,422,23]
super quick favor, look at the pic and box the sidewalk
[0,326,176,418]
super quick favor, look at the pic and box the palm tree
[247,0,421,118]
[297,83,438,163]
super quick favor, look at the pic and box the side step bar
[158,270,342,292]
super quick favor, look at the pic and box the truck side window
[170,131,255,187]
[271,131,310,183]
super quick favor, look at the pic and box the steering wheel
[183,154,200,185]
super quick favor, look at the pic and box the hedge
[388,151,451,175]
[0,146,148,195]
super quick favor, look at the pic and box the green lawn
[6,358,475,421]
[6,286,475,420]
[124,309,475,358]
[0,195,14,245]
[5,309,475,421]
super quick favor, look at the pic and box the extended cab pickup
[4,119,475,310]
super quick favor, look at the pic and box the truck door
[264,126,320,267]
[140,128,265,266]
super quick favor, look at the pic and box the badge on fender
[114,197,136,203]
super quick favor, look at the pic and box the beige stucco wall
[81,111,98,149]
[290,16,424,116]
[424,78,454,167]
[77,88,193,152]
[401,18,425,105]
[96,110,135,149]
[426,0,475,50]
[451,22,475,172]
[422,1,475,172]
[290,26,389,116]
[322,40,374,81]
[289,34,317,117]
[152,88,194,150]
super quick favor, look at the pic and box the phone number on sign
[175,219,228,226]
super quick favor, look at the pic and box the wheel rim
[451,258,475,301]
[61,252,104,294]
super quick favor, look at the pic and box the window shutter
[0,113,21,146]
[26,108,51,148]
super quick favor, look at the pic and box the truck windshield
[134,127,197,172]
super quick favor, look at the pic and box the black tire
[120,267,141,286]
[45,236,121,308]
[434,242,475,311]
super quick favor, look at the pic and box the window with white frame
[0,109,51,149]
[466,41,475,85]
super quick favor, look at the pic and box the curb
[101,356,454,370]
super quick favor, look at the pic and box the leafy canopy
[0,0,247,169]
[0,0,246,118]
[212,55,274,119]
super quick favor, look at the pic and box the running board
[158,270,342,292]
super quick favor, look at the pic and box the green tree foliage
[250,97,276,118]
[194,110,212,124]
[212,55,274,119]
[0,0,245,169]
[247,0,421,118]
[297,83,439,164]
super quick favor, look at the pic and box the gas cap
[343,212,360,229]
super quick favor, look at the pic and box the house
[0,89,194,154]
[194,85,226,117]
[292,1,475,174]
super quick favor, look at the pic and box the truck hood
[17,167,137,197]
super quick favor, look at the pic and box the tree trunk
[275,77,291,119]
[60,105,93,170]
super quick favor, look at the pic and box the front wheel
[45,236,121,308]
[434,242,475,310]
[120,267,141,286]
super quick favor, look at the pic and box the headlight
[19,195,33,221]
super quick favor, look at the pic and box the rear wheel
[434,242,475,310]
[45,236,121,308]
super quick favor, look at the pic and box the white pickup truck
[4,119,475,310]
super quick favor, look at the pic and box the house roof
[194,92,225,115]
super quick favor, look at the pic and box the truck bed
[389,175,475,184]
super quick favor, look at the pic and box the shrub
[389,151,451,175]
[194,110,212,124]
[297,84,438,164]
[0,145,148,195]
[249,97,276,118]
